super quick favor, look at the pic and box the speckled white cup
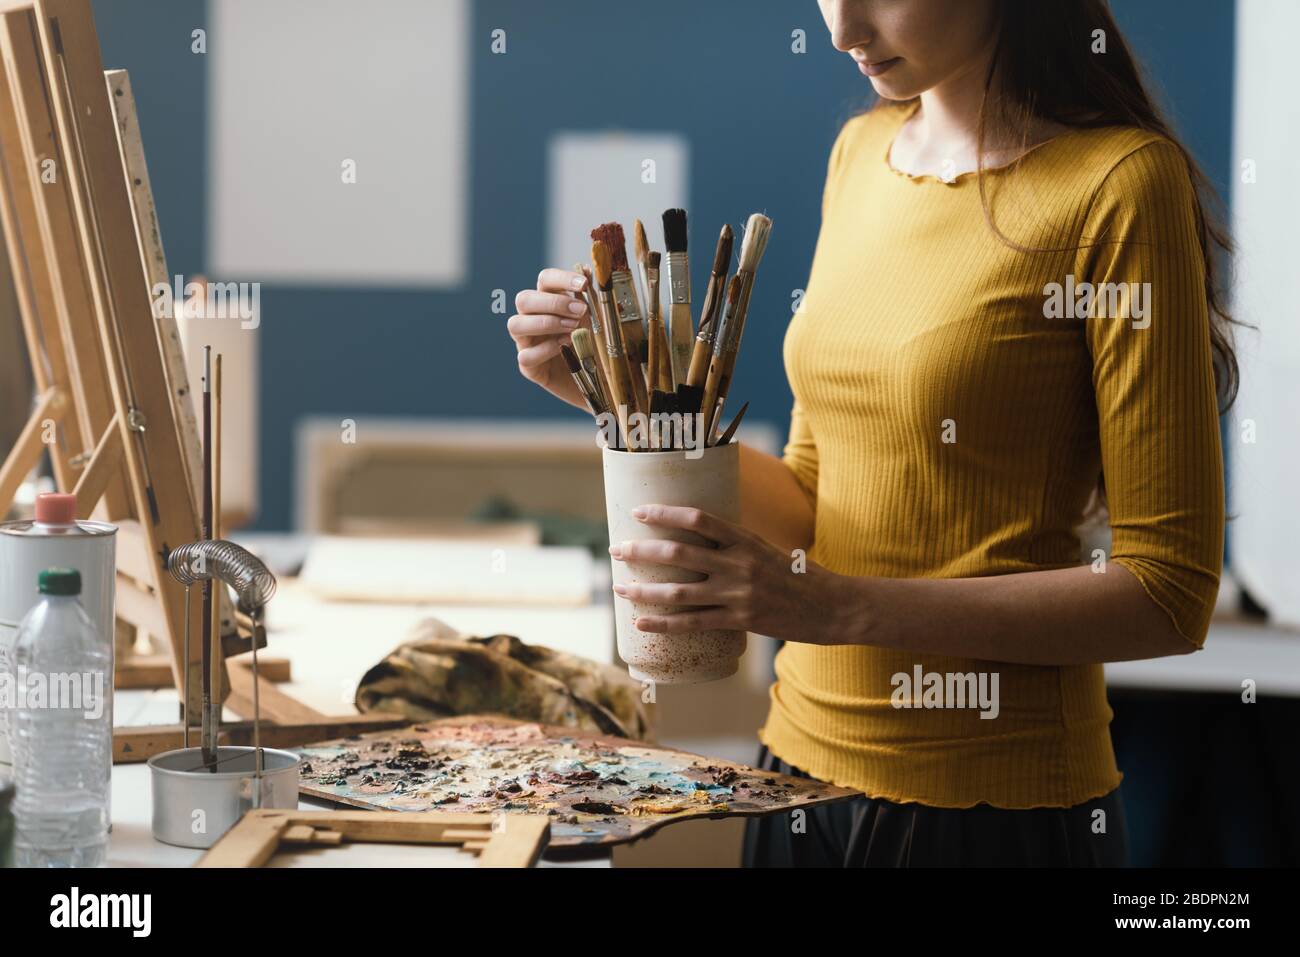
[602,443,746,684]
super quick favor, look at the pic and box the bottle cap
[38,567,81,596]
[34,493,77,525]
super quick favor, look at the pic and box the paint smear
[296,717,858,846]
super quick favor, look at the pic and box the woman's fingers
[631,505,745,546]
[608,538,726,574]
[516,338,564,372]
[507,312,580,342]
[537,268,588,294]
[633,608,738,634]
[613,581,735,606]
[515,288,588,319]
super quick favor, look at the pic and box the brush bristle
[560,343,581,374]
[738,213,772,273]
[712,224,734,275]
[572,327,596,360]
[662,208,688,253]
[591,223,629,272]
[647,251,661,271]
[634,219,649,266]
[591,240,613,288]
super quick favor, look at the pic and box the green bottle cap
[38,567,81,596]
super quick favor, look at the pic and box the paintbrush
[662,208,692,388]
[644,251,673,393]
[700,276,742,441]
[571,328,610,417]
[208,353,224,767]
[686,223,733,392]
[573,263,610,390]
[200,346,215,770]
[702,213,772,437]
[561,343,606,419]
[634,218,651,316]
[592,223,650,411]
[714,400,749,447]
[591,240,640,448]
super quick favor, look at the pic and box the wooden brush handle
[626,343,649,414]
[581,343,613,416]
[605,351,638,449]
[658,329,674,392]
[646,319,663,397]
[648,317,673,393]
[700,352,727,438]
[668,303,693,389]
[686,337,712,389]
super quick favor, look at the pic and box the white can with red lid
[0,493,116,767]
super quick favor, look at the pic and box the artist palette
[296,716,859,848]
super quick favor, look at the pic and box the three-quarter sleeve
[1078,140,1225,647]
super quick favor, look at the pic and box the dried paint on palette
[296,718,857,846]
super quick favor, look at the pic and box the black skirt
[742,746,1129,867]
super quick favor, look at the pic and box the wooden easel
[0,0,406,760]
[0,0,214,715]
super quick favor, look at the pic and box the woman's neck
[893,55,1068,178]
[914,53,994,154]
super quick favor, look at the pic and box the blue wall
[92,0,1235,532]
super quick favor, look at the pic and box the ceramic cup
[602,442,746,684]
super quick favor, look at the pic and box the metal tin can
[0,513,116,769]
[148,747,300,849]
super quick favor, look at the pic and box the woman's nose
[826,0,873,52]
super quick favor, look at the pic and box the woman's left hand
[608,505,854,645]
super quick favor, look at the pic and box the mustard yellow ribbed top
[761,103,1224,809]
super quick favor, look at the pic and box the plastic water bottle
[11,568,111,868]
[0,628,12,764]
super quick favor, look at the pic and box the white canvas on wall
[209,0,468,286]
[1229,0,1300,626]
[547,132,689,272]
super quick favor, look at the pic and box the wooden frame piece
[197,810,550,869]
[112,712,410,765]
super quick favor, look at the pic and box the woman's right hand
[509,267,593,411]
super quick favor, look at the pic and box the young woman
[508,0,1236,867]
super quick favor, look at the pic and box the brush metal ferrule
[646,270,661,322]
[580,284,602,339]
[595,290,623,357]
[611,271,642,325]
[664,251,690,305]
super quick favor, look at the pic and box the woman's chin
[869,76,920,101]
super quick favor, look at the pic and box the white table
[108,570,616,868]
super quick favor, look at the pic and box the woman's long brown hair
[887,0,1240,412]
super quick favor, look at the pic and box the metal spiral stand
[147,542,301,849]
[167,540,277,777]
